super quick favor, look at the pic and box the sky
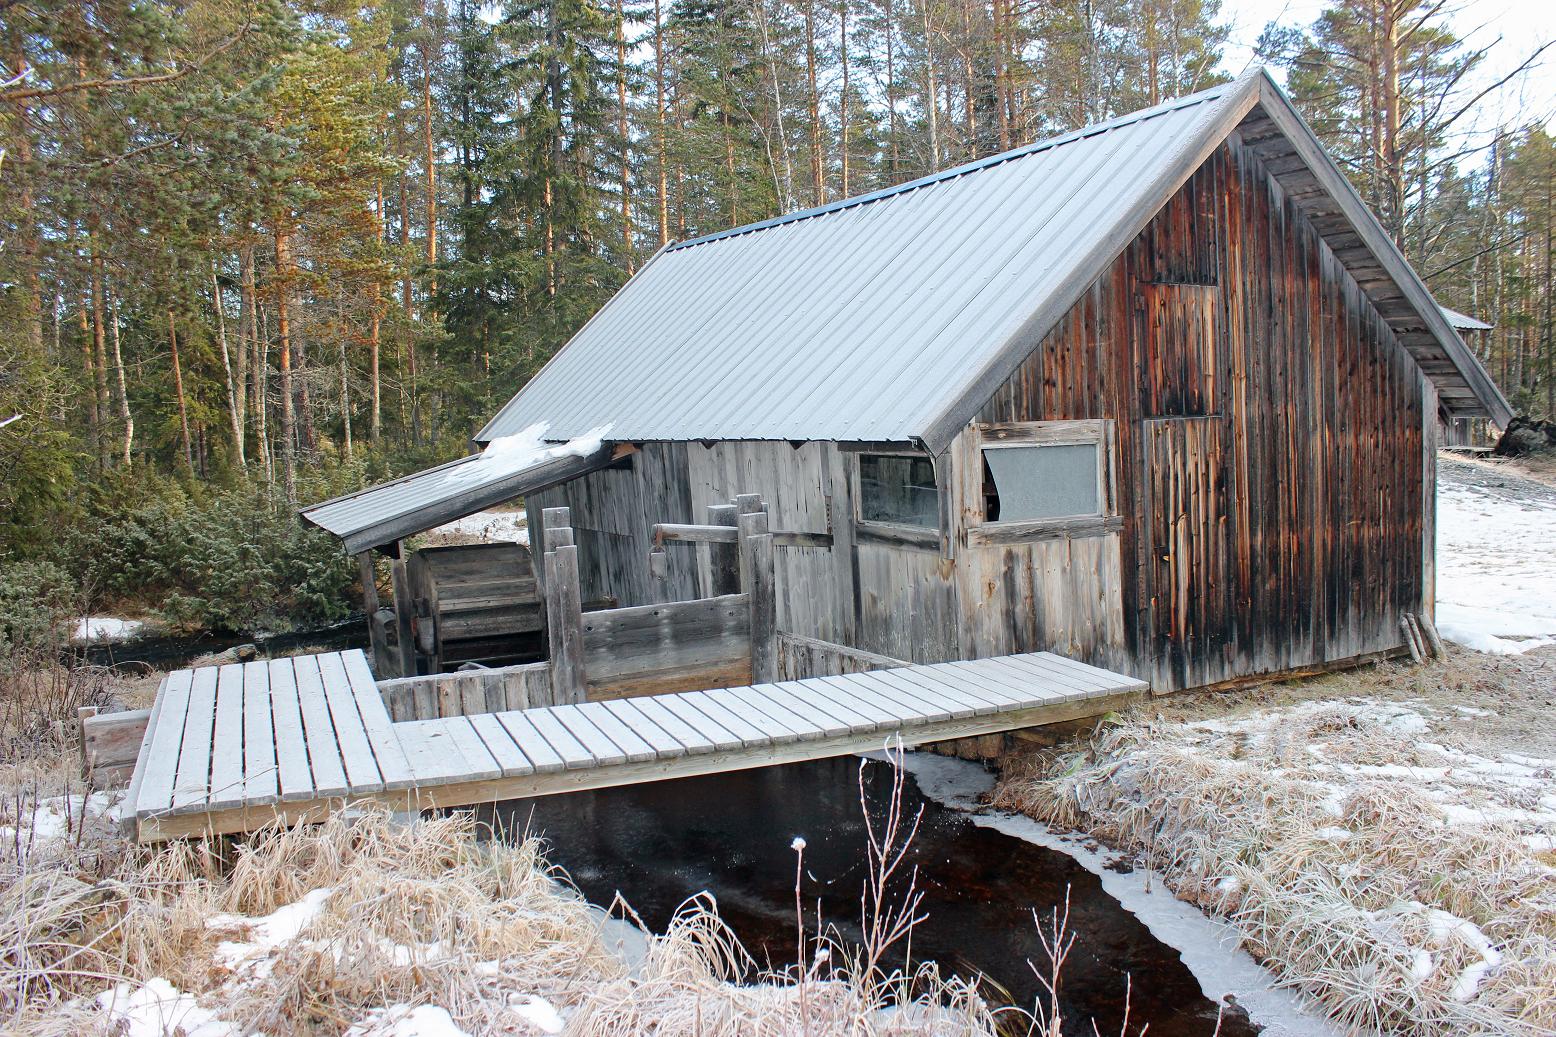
[1219,0,1556,133]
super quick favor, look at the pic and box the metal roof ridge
[664,81,1238,254]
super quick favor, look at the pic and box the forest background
[2,0,1552,634]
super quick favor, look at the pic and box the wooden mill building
[303,68,1510,696]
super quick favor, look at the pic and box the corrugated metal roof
[1439,305,1493,332]
[299,445,614,554]
[478,83,1243,448]
[474,67,1510,449]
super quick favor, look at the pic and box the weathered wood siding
[974,137,1428,691]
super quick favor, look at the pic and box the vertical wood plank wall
[526,136,1428,696]
[977,138,1427,691]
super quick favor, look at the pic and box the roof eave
[1248,77,1513,428]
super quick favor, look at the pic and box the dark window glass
[859,454,938,528]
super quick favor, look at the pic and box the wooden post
[358,552,390,676]
[705,503,740,597]
[738,505,777,683]
[77,705,100,779]
[544,508,586,704]
[389,544,417,679]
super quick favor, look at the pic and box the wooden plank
[653,693,744,752]
[719,685,814,740]
[525,708,598,769]
[170,666,219,813]
[775,679,881,733]
[390,551,417,679]
[910,662,1039,709]
[267,658,315,802]
[494,711,568,773]
[315,653,384,793]
[290,656,349,798]
[239,661,279,804]
[887,667,1004,716]
[575,701,658,763]
[468,712,536,776]
[340,650,416,789]
[854,670,971,721]
[986,655,1109,698]
[134,671,189,819]
[816,674,939,726]
[621,695,720,755]
[551,706,629,766]
[441,717,502,780]
[676,691,773,749]
[206,664,248,809]
[808,676,902,728]
[946,658,1083,704]
[393,722,474,785]
[1029,651,1151,691]
[704,686,801,744]
[599,698,687,758]
[743,683,851,738]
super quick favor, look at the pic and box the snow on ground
[0,791,121,856]
[428,509,529,544]
[1436,459,1556,654]
[886,751,1345,1037]
[73,616,144,642]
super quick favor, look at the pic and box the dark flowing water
[485,755,1258,1037]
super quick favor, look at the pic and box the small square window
[981,442,1101,523]
[858,453,938,528]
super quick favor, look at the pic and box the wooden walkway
[127,649,1147,842]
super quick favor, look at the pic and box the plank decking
[127,648,1147,842]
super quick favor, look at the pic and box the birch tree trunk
[167,306,193,472]
[274,227,297,501]
[108,289,133,467]
[212,259,247,470]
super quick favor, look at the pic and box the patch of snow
[208,888,333,972]
[346,1004,471,1037]
[0,791,120,849]
[428,510,529,544]
[442,422,613,489]
[74,616,144,642]
[900,753,1343,1037]
[97,978,236,1037]
[509,994,566,1034]
[1435,478,1556,654]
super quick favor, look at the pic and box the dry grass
[1,716,1004,1037]
[993,687,1556,1037]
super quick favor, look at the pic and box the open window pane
[859,454,938,528]
[982,443,1099,522]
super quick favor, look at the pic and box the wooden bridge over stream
[87,499,1146,842]
[123,647,1146,842]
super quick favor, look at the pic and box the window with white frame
[978,423,1109,526]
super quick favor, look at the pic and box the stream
[484,754,1269,1037]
